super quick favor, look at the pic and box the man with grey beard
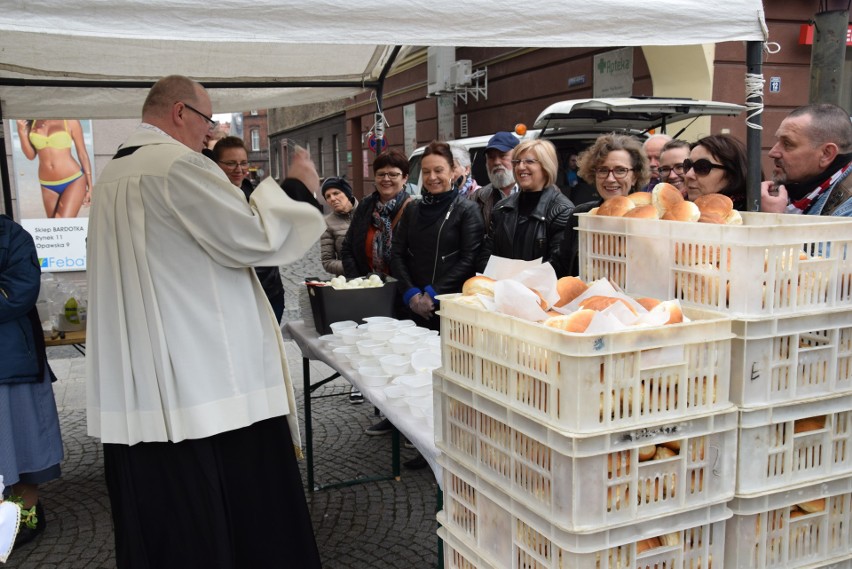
[761,103,852,217]
[471,132,519,229]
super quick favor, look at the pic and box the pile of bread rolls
[462,275,684,334]
[635,532,683,554]
[591,183,742,225]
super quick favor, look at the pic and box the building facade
[333,4,852,199]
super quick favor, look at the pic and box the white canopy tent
[0,0,768,211]
[0,0,766,118]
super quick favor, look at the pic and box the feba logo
[39,256,86,269]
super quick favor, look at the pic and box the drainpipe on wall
[809,8,849,105]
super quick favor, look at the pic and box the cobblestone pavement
[5,243,440,568]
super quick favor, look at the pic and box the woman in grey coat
[320,177,357,276]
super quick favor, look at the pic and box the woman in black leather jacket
[477,139,574,277]
[391,141,484,330]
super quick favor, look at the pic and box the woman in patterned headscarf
[341,150,412,279]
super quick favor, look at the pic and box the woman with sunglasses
[341,149,412,279]
[684,134,748,210]
[477,139,574,276]
[560,133,650,276]
[658,139,691,198]
[391,141,484,330]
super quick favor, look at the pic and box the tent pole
[746,40,763,212]
[0,104,14,217]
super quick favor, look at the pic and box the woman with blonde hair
[16,120,93,218]
[477,138,574,276]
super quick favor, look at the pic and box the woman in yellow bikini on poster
[15,119,93,218]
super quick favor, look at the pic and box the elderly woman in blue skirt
[0,214,63,549]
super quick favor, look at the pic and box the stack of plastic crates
[577,211,852,568]
[435,294,737,568]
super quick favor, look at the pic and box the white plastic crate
[440,526,496,569]
[737,394,852,496]
[438,456,731,569]
[726,477,852,569]
[577,211,852,317]
[435,373,738,533]
[438,294,732,434]
[730,308,852,409]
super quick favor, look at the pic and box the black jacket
[390,195,484,301]
[559,199,600,278]
[478,186,574,277]
[242,180,290,307]
[341,191,410,279]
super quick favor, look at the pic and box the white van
[407,97,745,196]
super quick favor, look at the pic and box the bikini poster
[8,119,94,272]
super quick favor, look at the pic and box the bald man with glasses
[87,75,324,568]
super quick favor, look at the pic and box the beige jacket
[320,201,356,276]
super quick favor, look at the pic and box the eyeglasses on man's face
[218,160,249,170]
[658,163,685,177]
[511,158,539,167]
[683,158,727,177]
[375,171,402,180]
[181,102,219,132]
[594,167,633,179]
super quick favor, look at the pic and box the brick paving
[5,242,440,568]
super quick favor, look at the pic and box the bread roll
[725,209,743,225]
[597,195,636,217]
[543,309,596,333]
[638,445,657,461]
[652,183,684,216]
[463,275,496,296]
[607,486,629,511]
[579,295,637,314]
[698,212,725,224]
[661,201,700,222]
[654,446,677,460]
[628,192,653,206]
[607,451,631,476]
[659,533,681,547]
[694,193,733,218]
[554,276,588,307]
[660,439,681,452]
[794,415,826,433]
[797,498,826,513]
[789,508,807,519]
[531,288,548,310]
[658,300,684,325]
[623,204,659,219]
[636,297,661,311]
[636,537,662,554]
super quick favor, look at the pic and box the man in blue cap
[471,131,519,229]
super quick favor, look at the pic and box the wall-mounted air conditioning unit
[427,46,455,96]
